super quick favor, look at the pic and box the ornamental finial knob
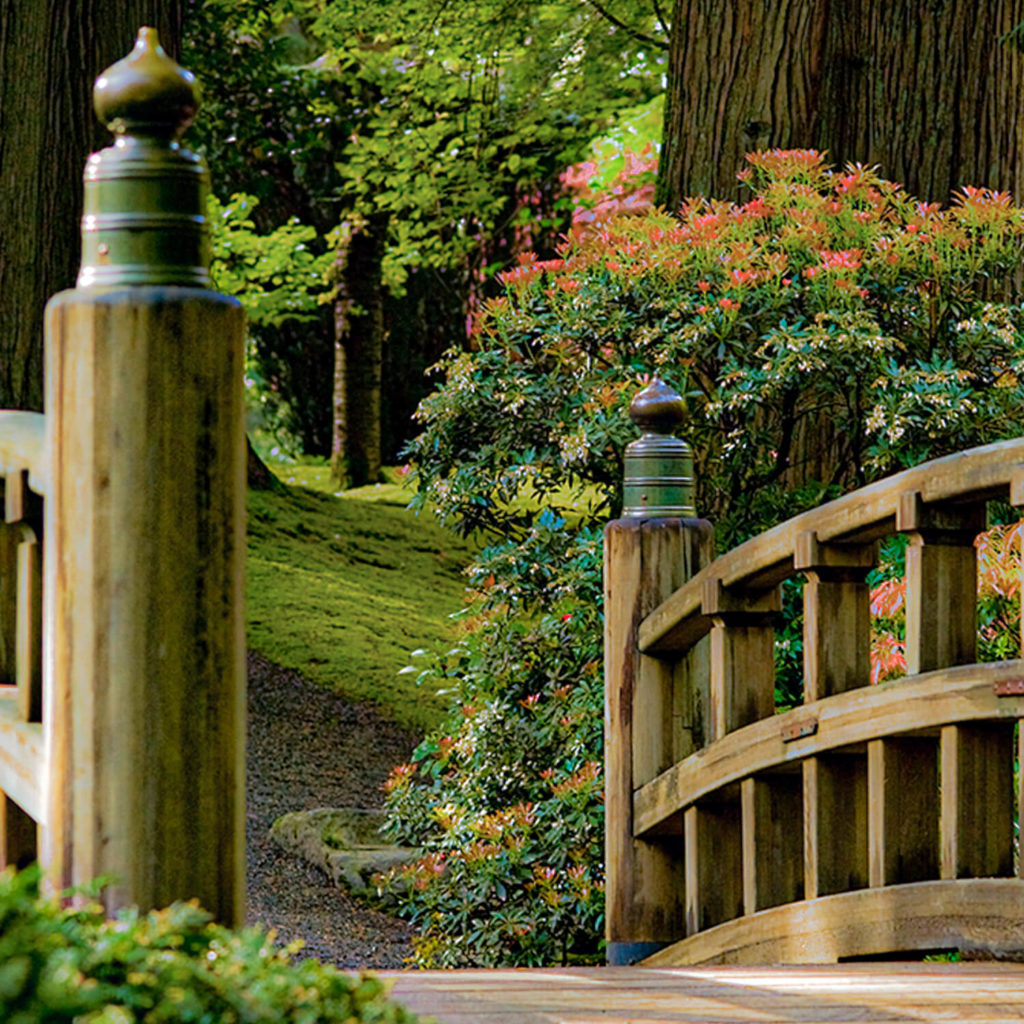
[628,376,686,434]
[93,27,199,139]
[621,376,695,518]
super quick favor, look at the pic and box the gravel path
[245,651,418,967]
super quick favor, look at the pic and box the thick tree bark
[816,0,1024,202]
[331,213,389,489]
[0,2,183,411]
[657,0,826,206]
[657,0,1024,210]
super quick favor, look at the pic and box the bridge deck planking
[381,964,1024,1023]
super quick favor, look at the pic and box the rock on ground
[246,651,419,967]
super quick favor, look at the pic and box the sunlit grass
[246,481,472,734]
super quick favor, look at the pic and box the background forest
[4,0,1024,974]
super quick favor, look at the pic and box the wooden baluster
[867,737,938,887]
[804,753,868,899]
[898,492,983,675]
[703,579,779,741]
[605,377,712,964]
[685,794,743,934]
[941,723,1014,879]
[741,772,803,914]
[796,531,873,702]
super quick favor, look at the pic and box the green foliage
[417,152,1024,545]
[377,517,605,965]
[0,864,418,1023]
[247,480,473,734]
[186,0,667,455]
[383,152,1024,964]
[208,193,335,456]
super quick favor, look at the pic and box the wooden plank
[868,737,938,888]
[673,634,709,760]
[0,692,43,821]
[383,962,1024,1024]
[742,772,803,914]
[634,661,1024,837]
[0,790,37,870]
[806,753,868,898]
[644,878,1024,966]
[1019,722,1024,882]
[941,723,1014,880]
[686,792,743,934]
[640,438,1024,656]
[633,521,712,784]
[604,517,711,962]
[802,574,871,701]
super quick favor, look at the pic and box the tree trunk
[657,0,825,206]
[657,0,1024,210]
[0,2,183,411]
[816,0,1024,202]
[331,213,388,489]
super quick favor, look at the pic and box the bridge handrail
[639,436,1024,655]
[605,383,1024,966]
[0,411,48,496]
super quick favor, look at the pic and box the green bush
[380,151,1024,967]
[0,865,418,1024]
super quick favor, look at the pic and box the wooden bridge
[604,384,1024,966]
[3,27,1024,1024]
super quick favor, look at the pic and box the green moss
[247,483,472,734]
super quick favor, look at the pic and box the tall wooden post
[42,29,246,923]
[604,378,713,964]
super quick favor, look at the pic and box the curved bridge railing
[605,412,1024,964]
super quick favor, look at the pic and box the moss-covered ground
[247,470,473,735]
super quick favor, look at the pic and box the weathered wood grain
[605,517,712,961]
[43,287,245,924]
[383,962,1024,1023]
[640,438,1024,655]
[868,736,939,887]
[0,691,43,821]
[634,661,1024,836]
[941,722,1014,880]
[645,878,1024,965]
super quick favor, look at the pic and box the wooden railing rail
[0,30,246,925]
[605,381,1024,966]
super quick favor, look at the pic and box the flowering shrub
[377,519,606,966]
[385,151,1024,966]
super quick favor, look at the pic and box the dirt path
[245,651,418,967]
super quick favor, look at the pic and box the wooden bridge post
[42,30,246,922]
[604,378,713,964]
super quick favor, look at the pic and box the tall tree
[657,0,1024,210]
[0,2,184,411]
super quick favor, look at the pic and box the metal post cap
[78,27,210,289]
[621,377,696,518]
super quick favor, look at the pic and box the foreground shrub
[0,865,418,1023]
[381,151,1024,967]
